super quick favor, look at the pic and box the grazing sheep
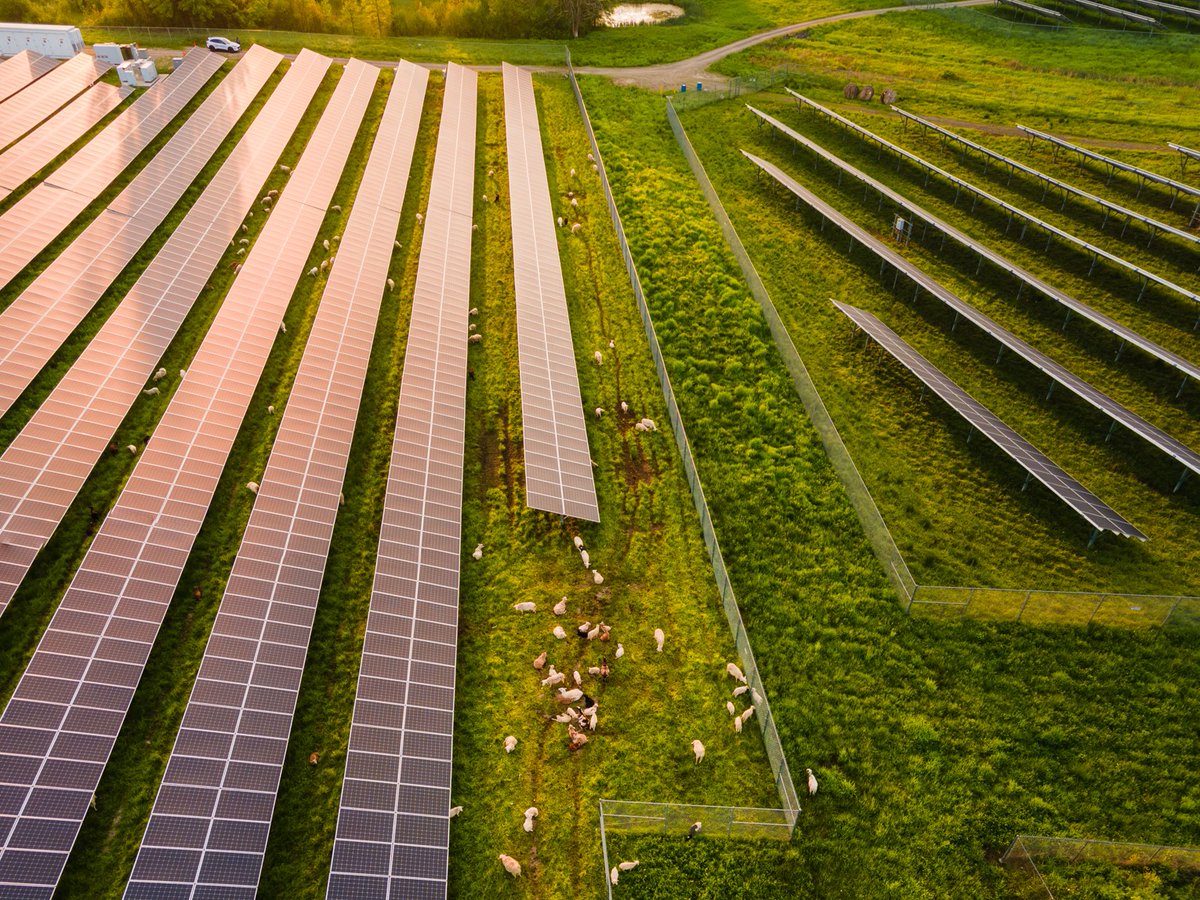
[594,350,602,365]
[416,213,423,225]
[540,667,564,687]
[472,544,483,560]
[570,197,578,207]
[280,165,290,173]
[557,216,564,228]
[567,724,589,750]
[234,264,242,273]
[395,240,402,249]
[592,570,603,585]
[634,422,647,432]
[469,307,479,316]
[619,861,639,872]
[154,367,167,381]
[482,194,488,203]
[687,821,702,839]
[807,768,819,796]
[323,239,330,251]
[726,701,736,716]
[236,247,245,255]
[573,670,582,686]
[469,334,483,344]
[127,445,138,454]
[239,238,249,245]
[594,407,604,419]
[610,867,619,886]
[734,715,742,734]
[592,163,599,172]
[739,706,755,724]
[571,223,582,234]
[587,152,595,162]
[588,666,600,676]
[513,601,536,613]
[339,492,344,506]
[691,740,705,764]
[615,643,624,659]
[599,624,611,642]
[578,621,591,638]
[309,752,319,765]
[308,267,318,277]
[726,662,747,683]
[640,418,657,432]
[570,168,576,177]
[553,625,567,640]
[573,536,584,550]
[279,322,286,333]
[179,369,187,378]
[733,685,749,697]
[498,854,521,877]
[268,190,278,198]
[580,549,590,568]
[557,688,583,703]
[246,482,259,494]
[554,712,572,723]
[654,628,665,652]
[488,168,494,177]
[620,401,629,414]
[449,805,463,818]
[331,205,341,212]
[504,736,517,753]
[523,807,538,832]
[553,597,567,616]
[320,259,330,271]
[241,224,248,232]
[608,339,615,349]
[142,387,159,396]
[533,651,547,670]
[267,405,275,414]
[387,278,395,291]
[586,624,600,640]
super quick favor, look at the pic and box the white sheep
[615,643,624,659]
[241,224,248,232]
[570,197,578,207]
[734,715,742,734]
[553,625,567,640]
[733,685,749,697]
[323,239,330,251]
[331,205,341,212]
[594,407,604,419]
[587,152,595,162]
[449,805,462,818]
[691,739,705,764]
[236,247,245,255]
[572,670,582,686]
[594,350,602,365]
[488,168,494,177]
[154,367,167,381]
[554,712,573,723]
[142,387,159,396]
[654,628,665,652]
[268,190,278,198]
[557,687,583,703]
[279,322,286,333]
[481,194,488,202]
[726,662,747,683]
[553,597,567,616]
[416,212,424,225]
[234,264,242,273]
[640,418,657,432]
[127,445,138,454]
[571,223,582,234]
[395,240,402,249]
[498,854,521,877]
[387,278,395,291]
[267,405,275,414]
[557,216,564,228]
[469,334,483,344]
[592,570,603,585]
[308,267,318,277]
[739,706,755,724]
[247,481,258,494]
[587,666,600,675]
[573,536,584,550]
[608,339,615,349]
[541,667,564,687]
[522,807,538,832]
[726,701,736,716]
[635,422,647,432]
[533,651,546,670]
[570,167,576,177]
[504,735,517,753]
[469,307,479,316]
[586,624,600,640]
[472,544,483,560]
[592,163,599,172]
[239,238,249,245]
[179,369,187,378]
[469,323,476,332]
[619,861,639,871]
[620,401,629,414]
[807,768,818,796]
[320,259,330,271]
[279,165,290,173]
[580,549,590,568]
[610,867,619,886]
[513,601,536,613]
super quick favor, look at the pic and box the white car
[206,36,240,53]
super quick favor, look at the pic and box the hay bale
[882,88,897,105]
[858,84,874,101]
[843,82,858,99]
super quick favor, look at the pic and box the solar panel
[748,106,1200,392]
[123,59,429,900]
[502,63,600,522]
[1170,143,1200,163]
[0,49,224,292]
[891,106,1200,251]
[0,51,340,900]
[327,61,477,900]
[0,52,110,151]
[0,82,131,201]
[0,50,330,622]
[743,150,1200,489]
[787,90,1200,310]
[1119,0,1200,20]
[0,47,281,419]
[1018,124,1200,206]
[995,0,1069,20]
[1054,0,1161,22]
[0,50,58,104]
[832,300,1144,540]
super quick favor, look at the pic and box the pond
[601,3,686,26]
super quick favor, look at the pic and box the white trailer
[0,23,85,60]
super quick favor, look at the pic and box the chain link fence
[669,66,793,112]
[566,51,802,831]
[1002,835,1200,898]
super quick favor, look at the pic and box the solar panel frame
[0,49,327,622]
[0,50,59,104]
[891,106,1200,251]
[748,106,1200,389]
[0,47,281,419]
[995,0,1069,19]
[1170,143,1200,163]
[0,49,225,292]
[1117,0,1200,19]
[787,90,1200,310]
[502,63,600,522]
[0,53,110,151]
[1053,0,1161,22]
[743,149,1200,485]
[0,50,336,900]
[327,61,477,900]
[123,58,429,898]
[832,300,1144,539]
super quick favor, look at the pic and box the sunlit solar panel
[0,50,58,104]
[0,52,109,150]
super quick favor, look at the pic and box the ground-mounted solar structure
[0,52,110,151]
[787,89,1200,312]
[123,58,430,900]
[0,81,131,201]
[0,46,281,418]
[0,49,327,620]
[0,49,225,290]
[748,106,1200,396]
[502,63,600,522]
[0,50,58,104]
[832,300,1144,543]
[0,50,343,900]
[327,60,477,900]
[743,149,1200,494]
[994,0,1069,22]
[1051,0,1160,26]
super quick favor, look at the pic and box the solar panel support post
[1105,419,1118,443]
[1174,467,1190,493]
[1046,378,1056,401]
[1021,471,1033,491]
[1087,528,1101,550]
[1176,376,1187,400]
[1061,309,1072,333]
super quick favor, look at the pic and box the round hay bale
[882,88,897,105]
[858,84,874,101]
[843,82,858,99]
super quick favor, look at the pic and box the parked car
[206,36,240,53]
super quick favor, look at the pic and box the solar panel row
[122,58,425,900]
[327,61,478,900]
[0,52,110,152]
[0,51,59,105]
[995,0,1068,20]
[0,82,131,201]
[743,150,1200,488]
[891,106,1200,251]
[832,300,1144,539]
[1170,143,1200,163]
[502,63,600,522]
[1053,0,1160,24]
[0,49,328,622]
[1124,0,1200,21]
[748,106,1200,389]
[0,49,225,291]
[0,46,282,419]
[787,90,1200,310]
[0,50,337,900]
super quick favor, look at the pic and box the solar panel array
[502,63,600,522]
[0,81,132,202]
[787,90,1200,310]
[1018,125,1200,204]
[1124,0,1200,21]
[743,150,1200,485]
[0,50,58,105]
[0,49,330,622]
[123,59,429,900]
[832,300,1144,539]
[748,106,1200,389]
[0,51,339,900]
[995,0,1068,20]
[1053,0,1160,24]
[0,49,224,291]
[0,52,110,152]
[327,61,478,900]
[892,105,1200,251]
[0,47,281,419]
